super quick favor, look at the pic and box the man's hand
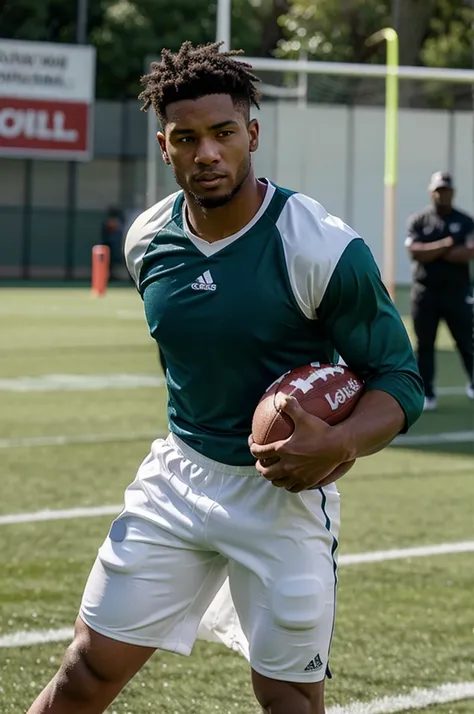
[407,236,453,264]
[442,237,474,263]
[249,394,355,493]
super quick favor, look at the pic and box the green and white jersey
[125,180,423,465]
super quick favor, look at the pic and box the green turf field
[0,287,473,714]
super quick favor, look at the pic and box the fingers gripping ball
[251,363,364,445]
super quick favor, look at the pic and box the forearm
[332,390,405,461]
[408,242,450,263]
[442,245,474,263]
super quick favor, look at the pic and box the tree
[277,0,474,68]
[276,0,474,107]
[421,0,474,70]
[0,0,287,99]
[276,0,441,65]
[2,0,472,103]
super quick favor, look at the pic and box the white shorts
[80,434,340,683]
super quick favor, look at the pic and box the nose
[194,137,220,166]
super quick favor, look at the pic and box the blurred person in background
[406,171,474,411]
[101,205,126,280]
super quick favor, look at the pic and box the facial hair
[173,153,251,210]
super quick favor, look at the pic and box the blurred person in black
[101,205,126,280]
[406,171,474,411]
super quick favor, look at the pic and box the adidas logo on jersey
[304,654,323,672]
[192,270,216,291]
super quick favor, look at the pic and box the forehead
[164,94,245,131]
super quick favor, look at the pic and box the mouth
[195,174,227,189]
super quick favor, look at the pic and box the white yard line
[0,628,74,648]
[0,625,471,714]
[328,682,474,714]
[0,375,466,395]
[0,505,121,525]
[0,308,143,319]
[1,501,473,566]
[1,428,471,450]
[437,385,468,396]
[0,431,159,449]
[395,431,474,446]
[0,374,166,392]
[340,541,474,565]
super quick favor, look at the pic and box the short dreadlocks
[138,41,261,126]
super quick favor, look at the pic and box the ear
[157,132,170,165]
[248,119,259,154]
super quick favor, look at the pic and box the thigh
[441,292,473,346]
[80,514,228,654]
[227,485,340,685]
[411,287,439,345]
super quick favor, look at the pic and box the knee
[261,690,318,714]
[53,636,114,703]
[254,675,324,714]
[416,337,435,349]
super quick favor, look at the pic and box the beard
[173,154,251,209]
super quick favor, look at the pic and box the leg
[252,672,325,714]
[28,519,226,714]
[28,617,154,713]
[210,474,340,714]
[441,292,474,386]
[411,286,440,398]
[28,436,229,713]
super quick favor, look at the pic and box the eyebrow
[170,120,238,136]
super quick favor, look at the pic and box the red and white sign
[0,39,95,160]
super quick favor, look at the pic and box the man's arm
[442,234,474,264]
[405,213,453,263]
[406,235,453,263]
[332,390,404,461]
[250,238,424,491]
[317,238,425,452]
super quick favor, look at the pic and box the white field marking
[0,373,166,392]
[116,309,145,320]
[340,541,474,565]
[327,682,474,714]
[0,628,74,648]
[437,385,468,396]
[1,499,474,569]
[0,431,159,449]
[0,540,473,650]
[1,429,470,451]
[394,430,474,446]
[0,375,465,396]
[0,505,121,525]
[0,307,143,319]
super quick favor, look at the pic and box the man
[406,171,474,411]
[100,205,126,280]
[28,42,423,714]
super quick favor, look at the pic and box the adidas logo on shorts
[304,654,323,672]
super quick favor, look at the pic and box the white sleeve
[124,192,179,286]
[275,193,360,319]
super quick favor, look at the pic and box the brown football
[251,363,364,445]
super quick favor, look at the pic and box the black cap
[429,171,454,192]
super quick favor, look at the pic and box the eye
[178,136,195,143]
[217,130,234,138]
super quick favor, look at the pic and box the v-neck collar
[182,179,275,257]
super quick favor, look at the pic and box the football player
[28,42,424,714]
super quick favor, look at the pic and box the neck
[185,172,266,243]
[435,204,452,216]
